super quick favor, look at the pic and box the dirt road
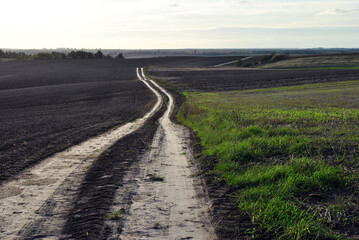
[0,68,214,239]
[116,69,215,239]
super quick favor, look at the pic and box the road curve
[118,68,215,239]
[0,68,163,239]
[0,68,214,239]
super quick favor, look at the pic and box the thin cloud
[318,8,359,15]
[222,0,249,3]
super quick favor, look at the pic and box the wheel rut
[0,68,215,240]
[0,69,162,239]
[117,70,215,239]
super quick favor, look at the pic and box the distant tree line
[258,53,288,65]
[65,50,124,59]
[0,49,26,59]
[32,52,67,60]
[0,49,124,60]
[236,53,289,67]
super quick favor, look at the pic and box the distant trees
[236,53,289,67]
[270,54,287,62]
[16,53,28,60]
[68,51,94,59]
[94,50,104,59]
[52,52,67,59]
[0,49,22,59]
[259,53,288,65]
[0,49,66,60]
[32,52,66,60]
[115,53,124,59]
[236,59,253,67]
[0,49,124,61]
[236,57,258,67]
[67,50,116,59]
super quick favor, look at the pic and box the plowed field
[0,60,157,183]
[152,68,359,92]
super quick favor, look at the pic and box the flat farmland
[0,56,246,183]
[149,61,359,239]
[0,59,158,183]
[152,56,245,68]
[259,53,359,69]
[177,81,359,239]
[0,59,221,239]
[3,55,358,239]
[151,67,359,92]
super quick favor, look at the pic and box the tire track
[0,68,163,239]
[117,69,215,239]
[61,74,167,239]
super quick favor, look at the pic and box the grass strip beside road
[289,67,359,70]
[178,80,359,239]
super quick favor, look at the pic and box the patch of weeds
[149,175,165,181]
[104,210,123,220]
[153,222,161,229]
[327,200,358,224]
[215,225,223,233]
[245,227,257,237]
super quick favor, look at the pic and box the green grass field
[258,54,359,69]
[294,67,359,70]
[178,80,359,239]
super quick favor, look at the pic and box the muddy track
[0,68,214,239]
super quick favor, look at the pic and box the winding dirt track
[117,70,214,239]
[0,68,214,239]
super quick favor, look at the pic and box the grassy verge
[291,66,359,70]
[257,54,359,69]
[178,80,359,239]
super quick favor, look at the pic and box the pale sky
[1,0,358,49]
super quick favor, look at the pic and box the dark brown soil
[152,56,245,68]
[61,82,168,240]
[152,68,359,92]
[0,59,165,183]
[61,113,163,239]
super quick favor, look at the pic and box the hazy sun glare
[1,0,358,49]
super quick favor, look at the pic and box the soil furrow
[61,70,167,239]
[62,107,165,239]
[0,69,163,239]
